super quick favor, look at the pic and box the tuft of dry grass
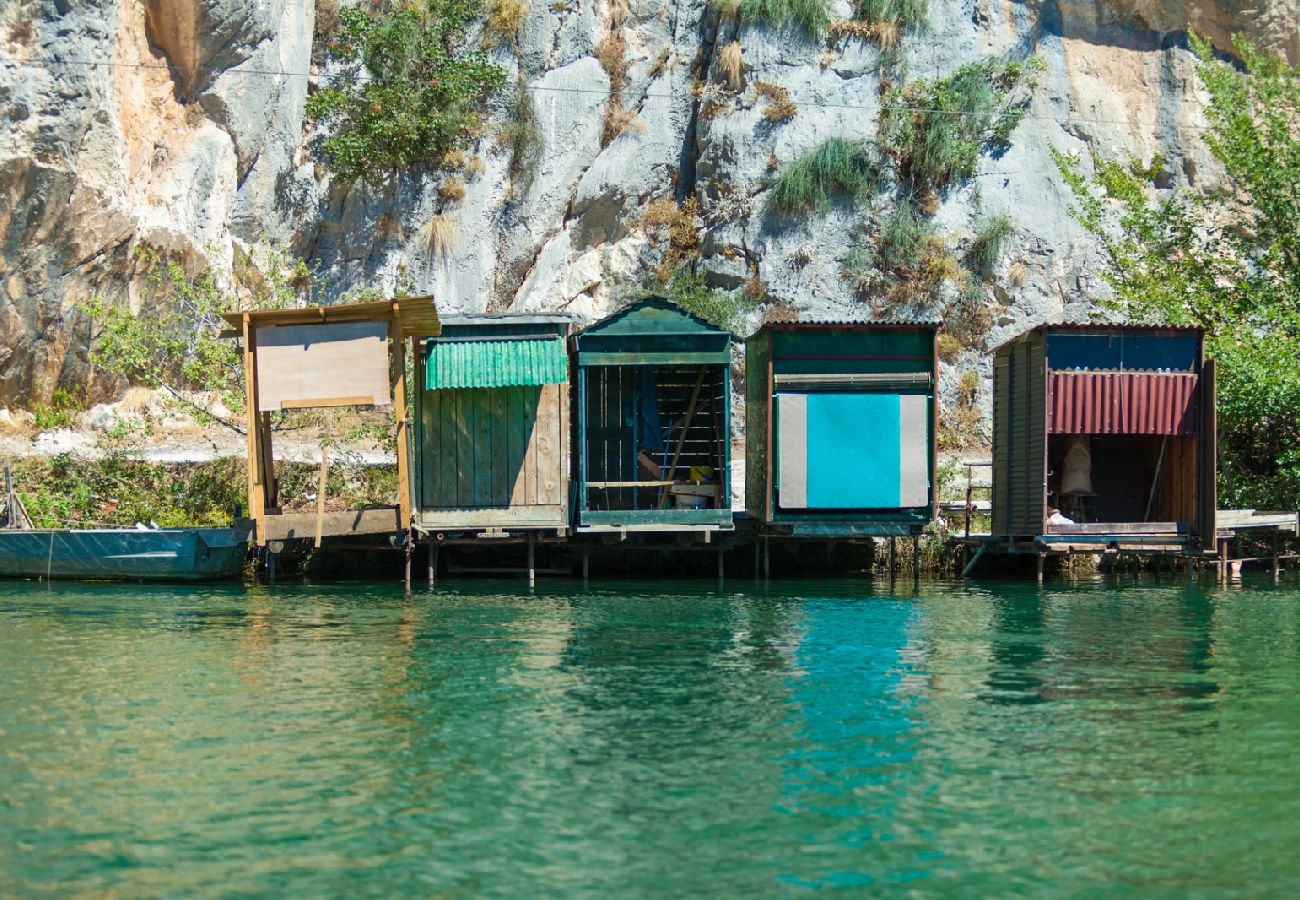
[828,17,897,48]
[484,0,529,48]
[937,331,963,362]
[438,178,467,205]
[763,301,798,324]
[755,81,797,122]
[595,31,629,94]
[423,215,457,256]
[742,274,767,302]
[649,47,672,78]
[713,0,742,20]
[641,196,702,271]
[819,48,836,69]
[465,156,487,177]
[919,234,961,283]
[601,104,643,145]
[440,148,467,170]
[718,40,744,91]
[1008,259,1028,287]
[917,187,941,216]
[609,0,630,27]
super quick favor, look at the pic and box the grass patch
[31,388,84,432]
[484,0,529,48]
[855,0,927,33]
[881,56,1040,192]
[659,267,754,332]
[733,0,831,39]
[966,214,1014,278]
[768,137,880,215]
[756,81,797,122]
[719,41,744,90]
[642,196,702,273]
[423,215,457,255]
[497,76,544,189]
[936,331,962,362]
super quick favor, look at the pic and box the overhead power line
[0,51,1214,131]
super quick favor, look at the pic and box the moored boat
[0,524,252,582]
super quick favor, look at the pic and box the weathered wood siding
[418,383,567,526]
[993,336,1047,538]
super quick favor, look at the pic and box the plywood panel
[536,384,562,505]
[255,321,390,411]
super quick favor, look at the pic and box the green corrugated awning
[425,336,568,390]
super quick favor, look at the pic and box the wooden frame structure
[746,322,939,538]
[572,298,734,533]
[222,298,441,545]
[991,323,1216,553]
[413,314,572,533]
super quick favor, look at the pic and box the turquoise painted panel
[806,394,901,508]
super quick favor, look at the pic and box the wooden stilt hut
[222,297,440,545]
[572,298,734,532]
[745,320,939,536]
[413,314,573,533]
[992,323,1216,551]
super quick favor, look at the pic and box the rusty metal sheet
[1048,372,1198,435]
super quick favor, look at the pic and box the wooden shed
[222,297,440,545]
[572,298,734,532]
[413,314,572,533]
[746,322,939,536]
[992,324,1216,546]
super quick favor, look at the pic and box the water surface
[1,576,1297,896]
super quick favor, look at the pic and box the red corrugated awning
[1048,372,1199,435]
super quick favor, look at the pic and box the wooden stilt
[527,531,536,588]
[1036,552,1045,584]
[717,546,724,584]
[404,528,412,592]
[889,536,896,573]
[1273,532,1281,582]
[582,546,589,583]
[1219,538,1228,584]
[753,537,760,581]
[268,548,278,586]
[912,535,920,587]
[763,535,770,581]
[428,542,438,587]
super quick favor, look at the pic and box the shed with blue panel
[413,313,573,534]
[573,298,734,532]
[746,322,938,536]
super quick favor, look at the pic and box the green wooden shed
[746,321,939,536]
[992,323,1216,547]
[413,313,573,533]
[572,298,734,532]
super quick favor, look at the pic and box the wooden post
[313,445,329,549]
[404,527,413,591]
[753,537,760,581]
[1219,538,1228,584]
[1273,532,1281,582]
[242,315,265,542]
[582,546,589,584]
[3,460,10,529]
[717,545,724,584]
[391,318,412,531]
[428,542,438,587]
[912,535,920,587]
[267,547,277,586]
[1037,552,1045,584]
[763,534,770,581]
[889,536,896,573]
[527,531,536,587]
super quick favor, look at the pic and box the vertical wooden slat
[455,389,474,507]
[536,384,561,505]
[508,387,528,507]
[577,367,588,514]
[521,386,539,506]
[558,373,570,523]
[242,316,265,542]
[490,387,509,506]
[440,390,458,509]
[423,389,441,507]
[474,389,492,506]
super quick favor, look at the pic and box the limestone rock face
[0,0,1296,423]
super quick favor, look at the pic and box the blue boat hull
[0,526,251,581]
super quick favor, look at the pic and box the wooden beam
[280,396,378,410]
[242,315,265,542]
[314,446,329,548]
[260,507,403,542]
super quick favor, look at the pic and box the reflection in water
[2,577,1300,895]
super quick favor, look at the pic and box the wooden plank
[392,323,411,528]
[280,395,376,410]
[261,507,402,541]
[417,505,568,529]
[242,315,265,540]
[256,320,390,411]
[490,387,509,506]
[314,446,329,548]
[455,390,474,507]
[537,384,561,505]
[508,387,528,508]
[1048,522,1187,535]
[421,387,440,507]
[438,390,458,508]
[474,389,492,507]
[558,374,569,522]
[521,386,539,506]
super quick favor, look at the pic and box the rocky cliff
[1,0,1295,431]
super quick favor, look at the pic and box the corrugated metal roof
[1048,372,1199,435]
[425,336,568,390]
[759,309,943,327]
[992,320,1203,353]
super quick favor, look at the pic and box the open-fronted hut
[413,314,572,534]
[572,298,734,532]
[745,321,939,537]
[992,323,1216,549]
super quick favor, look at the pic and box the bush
[768,137,880,215]
[966,214,1014,278]
[660,267,754,332]
[880,56,1039,192]
[734,0,831,39]
[854,0,927,32]
[497,76,543,188]
[31,388,83,432]
[305,0,506,183]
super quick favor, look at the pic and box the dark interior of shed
[583,365,727,511]
[1046,434,1197,531]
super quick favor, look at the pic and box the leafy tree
[306,0,506,183]
[81,248,304,431]
[1054,32,1300,507]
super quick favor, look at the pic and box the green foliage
[31,388,84,431]
[877,200,934,273]
[82,247,301,430]
[498,75,543,189]
[966,214,1014,278]
[305,0,506,183]
[735,0,831,39]
[855,0,927,31]
[1053,31,1300,507]
[881,56,1040,192]
[769,137,880,215]
[660,267,754,332]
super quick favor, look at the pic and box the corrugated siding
[425,337,567,390]
[1048,372,1198,435]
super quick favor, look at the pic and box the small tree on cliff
[306,0,506,184]
[1054,32,1300,508]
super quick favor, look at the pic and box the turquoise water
[1,576,1298,896]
